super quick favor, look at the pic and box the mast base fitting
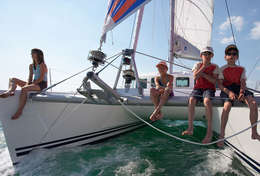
[123,69,136,84]
[88,50,106,68]
[122,49,134,57]
[122,57,131,65]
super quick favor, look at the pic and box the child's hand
[201,64,208,69]
[200,73,206,77]
[158,88,165,94]
[238,93,245,101]
[228,91,236,101]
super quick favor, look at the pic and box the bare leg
[0,78,26,98]
[11,84,40,120]
[202,98,213,144]
[245,96,260,141]
[149,88,160,121]
[152,88,171,120]
[217,101,232,147]
[182,97,197,136]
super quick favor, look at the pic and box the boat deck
[30,91,260,107]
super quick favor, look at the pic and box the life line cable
[118,99,260,146]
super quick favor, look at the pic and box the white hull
[0,91,259,173]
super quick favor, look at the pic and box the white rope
[118,100,260,146]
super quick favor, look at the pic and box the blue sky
[1,0,260,91]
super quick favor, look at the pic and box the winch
[87,50,106,69]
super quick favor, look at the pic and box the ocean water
[0,120,254,176]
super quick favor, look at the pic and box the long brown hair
[31,48,45,69]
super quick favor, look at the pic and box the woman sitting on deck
[150,61,174,121]
[0,48,48,120]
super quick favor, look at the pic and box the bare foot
[149,112,158,121]
[149,108,160,121]
[202,133,212,144]
[0,91,14,98]
[11,111,22,120]
[0,92,10,98]
[252,133,260,141]
[155,111,163,120]
[182,129,193,136]
[217,136,225,147]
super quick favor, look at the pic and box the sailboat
[0,0,259,173]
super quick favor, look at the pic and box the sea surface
[0,120,254,176]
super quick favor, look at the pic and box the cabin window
[176,77,189,87]
[139,79,147,89]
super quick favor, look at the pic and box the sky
[1,0,260,92]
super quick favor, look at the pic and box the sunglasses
[202,51,212,56]
[226,52,238,56]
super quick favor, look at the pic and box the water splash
[0,120,254,176]
[0,148,15,176]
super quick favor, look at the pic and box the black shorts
[38,81,47,90]
[169,91,174,98]
[220,84,253,104]
[190,89,215,102]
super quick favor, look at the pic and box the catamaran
[0,0,259,174]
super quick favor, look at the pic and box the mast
[49,68,52,92]
[131,6,144,95]
[169,0,175,74]
[113,6,144,94]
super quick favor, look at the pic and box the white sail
[173,0,214,60]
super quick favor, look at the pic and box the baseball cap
[200,46,214,54]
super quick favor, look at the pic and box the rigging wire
[32,52,123,148]
[151,0,156,49]
[129,13,137,48]
[33,90,86,150]
[247,57,260,80]
[41,52,122,92]
[35,49,260,148]
[41,66,93,93]
[118,99,260,146]
[224,0,240,65]
[214,150,259,175]
[111,30,114,45]
[97,53,122,75]
[136,50,260,94]
[136,51,192,70]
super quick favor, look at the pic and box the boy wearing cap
[217,44,260,147]
[182,46,219,144]
[150,61,174,121]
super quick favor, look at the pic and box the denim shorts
[220,84,253,104]
[190,89,215,102]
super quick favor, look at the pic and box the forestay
[100,0,151,44]
[173,0,214,61]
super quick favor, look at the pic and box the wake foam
[115,159,158,176]
[189,148,246,176]
[162,120,206,128]
[0,148,15,176]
